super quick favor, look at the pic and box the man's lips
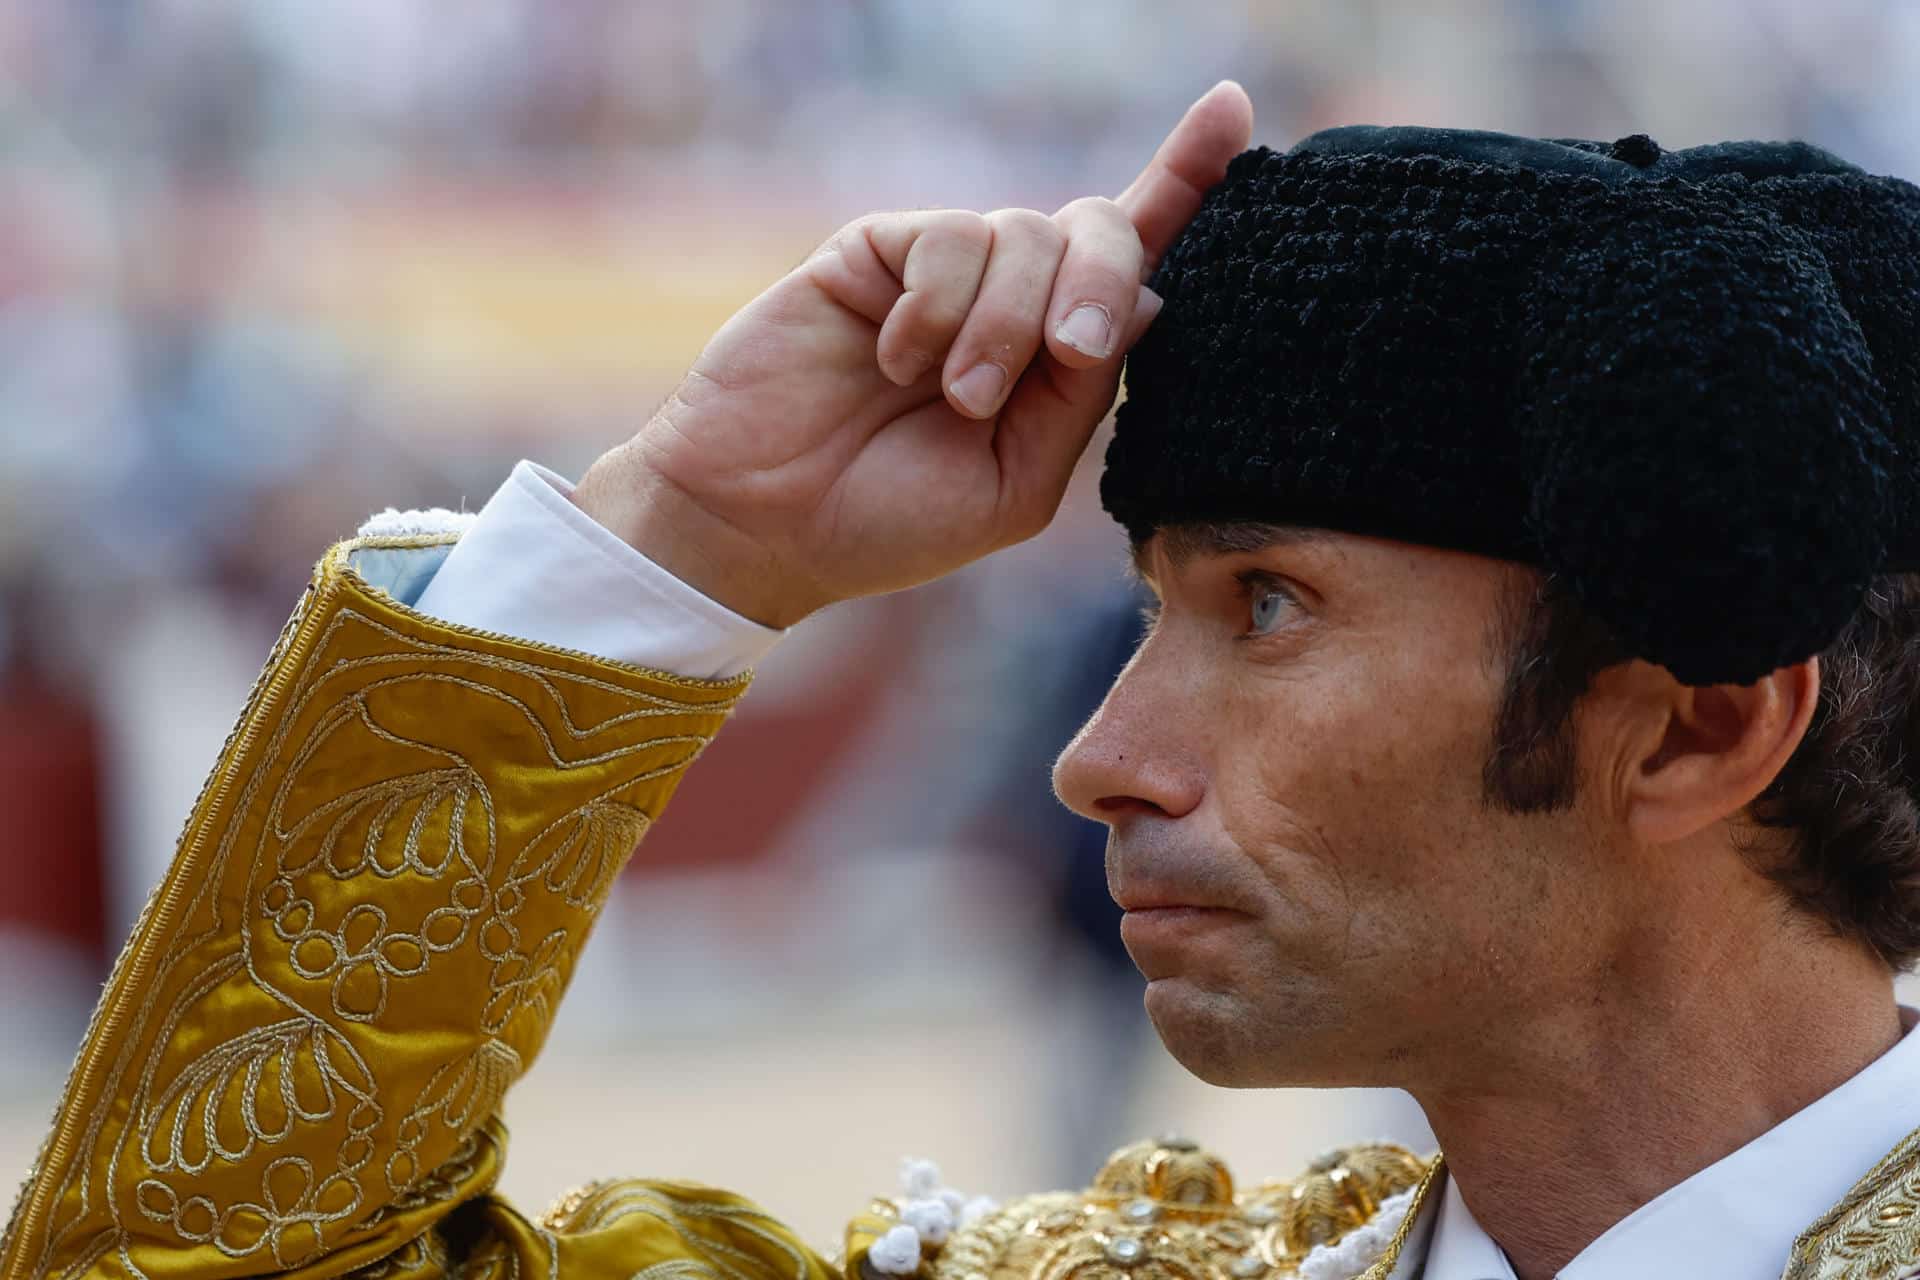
[1110,853,1254,962]
[1114,894,1240,913]
[1108,837,1253,918]
[1113,886,1254,931]
[1118,902,1245,959]
[1118,901,1247,920]
[1110,874,1250,916]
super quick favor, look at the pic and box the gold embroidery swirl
[1784,1123,1920,1279]
[1,536,749,1280]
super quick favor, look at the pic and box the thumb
[987,285,1163,541]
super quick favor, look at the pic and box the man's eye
[1249,581,1295,635]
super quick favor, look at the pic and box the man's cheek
[1221,781,1359,946]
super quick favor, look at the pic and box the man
[5,78,1919,1280]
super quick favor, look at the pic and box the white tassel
[898,1159,943,1200]
[1297,1186,1416,1280]
[867,1225,924,1276]
[891,1156,994,1249]
[900,1198,954,1246]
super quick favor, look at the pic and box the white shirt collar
[1424,1176,1518,1280]
[1423,1006,1920,1280]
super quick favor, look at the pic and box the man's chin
[1142,974,1356,1088]
[1141,977,1279,1087]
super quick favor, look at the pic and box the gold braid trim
[1,535,750,1280]
[1783,1122,1920,1280]
[1353,1159,1441,1280]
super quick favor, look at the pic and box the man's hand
[573,82,1255,628]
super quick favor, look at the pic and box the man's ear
[1622,657,1821,845]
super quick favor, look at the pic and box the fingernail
[1056,304,1114,359]
[1122,287,1164,350]
[950,362,1007,417]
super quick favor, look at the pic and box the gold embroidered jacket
[1,532,1914,1280]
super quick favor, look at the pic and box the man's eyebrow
[1127,522,1328,582]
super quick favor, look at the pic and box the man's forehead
[1128,521,1331,579]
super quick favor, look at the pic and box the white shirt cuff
[407,460,784,679]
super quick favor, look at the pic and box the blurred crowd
[2,0,1918,1225]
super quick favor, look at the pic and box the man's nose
[1052,660,1206,823]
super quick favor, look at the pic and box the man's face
[1052,525,1620,1092]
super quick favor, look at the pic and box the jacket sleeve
[0,532,841,1280]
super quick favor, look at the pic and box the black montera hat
[1104,125,1920,686]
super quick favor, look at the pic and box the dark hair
[1485,572,1920,969]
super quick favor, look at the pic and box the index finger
[1115,80,1256,276]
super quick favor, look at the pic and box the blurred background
[3,0,1919,1249]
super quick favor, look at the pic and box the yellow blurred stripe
[268,201,822,395]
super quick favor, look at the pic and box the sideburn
[1482,571,1626,813]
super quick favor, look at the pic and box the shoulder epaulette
[845,1137,1439,1280]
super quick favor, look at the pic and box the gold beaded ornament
[846,1137,1434,1280]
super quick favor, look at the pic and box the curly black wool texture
[1105,125,1920,686]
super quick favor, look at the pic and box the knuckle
[809,220,859,263]
[814,211,896,270]
[848,209,897,243]
[1057,194,1121,222]
[990,207,1062,248]
[927,208,992,254]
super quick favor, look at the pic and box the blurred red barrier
[0,677,106,961]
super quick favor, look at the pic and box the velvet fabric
[1106,126,1920,685]
[0,535,805,1280]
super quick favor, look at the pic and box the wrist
[571,445,828,630]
